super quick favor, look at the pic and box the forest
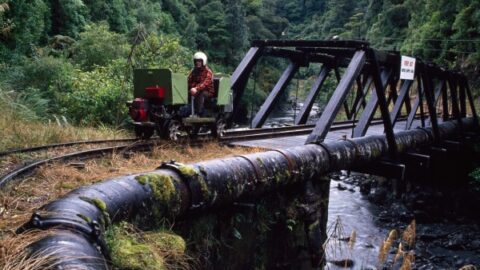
[0,0,479,129]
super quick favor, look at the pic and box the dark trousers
[193,91,209,115]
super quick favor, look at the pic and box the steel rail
[220,117,412,142]
[0,138,139,157]
[0,141,156,189]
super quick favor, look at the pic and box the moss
[145,231,186,255]
[77,213,92,223]
[106,222,166,270]
[135,174,149,185]
[59,182,75,189]
[285,170,292,180]
[178,164,197,177]
[135,173,182,220]
[307,220,319,231]
[256,157,265,167]
[178,165,212,202]
[274,170,283,184]
[149,174,176,204]
[79,196,111,226]
[135,173,177,205]
[92,198,107,211]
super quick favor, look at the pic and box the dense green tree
[225,0,249,65]
[7,0,51,53]
[196,0,230,63]
[71,22,129,70]
[50,0,88,38]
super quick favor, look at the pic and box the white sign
[400,56,416,80]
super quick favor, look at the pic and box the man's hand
[189,87,197,95]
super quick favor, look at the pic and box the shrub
[132,34,192,74]
[71,22,129,70]
[58,60,131,125]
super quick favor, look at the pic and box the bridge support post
[448,75,464,137]
[422,69,440,142]
[295,66,331,125]
[390,80,413,127]
[252,62,300,128]
[353,70,391,137]
[306,50,366,144]
[230,47,264,125]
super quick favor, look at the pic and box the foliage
[20,55,75,100]
[132,34,192,74]
[58,60,131,125]
[468,167,480,183]
[6,0,50,53]
[50,0,89,38]
[71,22,129,70]
[0,87,126,150]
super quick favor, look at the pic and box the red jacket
[188,66,214,97]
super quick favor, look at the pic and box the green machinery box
[134,69,231,106]
[134,69,188,105]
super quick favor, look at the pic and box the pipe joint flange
[343,139,361,161]
[89,220,111,261]
[236,155,266,186]
[272,149,299,181]
[416,126,434,142]
[24,212,92,235]
[317,142,333,168]
[21,211,112,260]
[234,155,260,191]
[158,161,210,210]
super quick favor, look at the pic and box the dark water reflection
[326,177,387,269]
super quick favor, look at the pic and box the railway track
[219,118,408,142]
[0,138,138,157]
[0,140,158,189]
[0,117,414,189]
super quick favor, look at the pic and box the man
[188,51,214,115]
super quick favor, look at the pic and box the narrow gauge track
[220,117,410,142]
[0,117,416,189]
[0,140,157,189]
[0,138,138,157]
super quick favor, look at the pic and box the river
[261,108,480,269]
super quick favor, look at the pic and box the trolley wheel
[158,120,171,139]
[168,120,181,141]
[134,126,154,139]
[188,125,200,139]
[211,118,226,138]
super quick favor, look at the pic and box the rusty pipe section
[19,118,474,269]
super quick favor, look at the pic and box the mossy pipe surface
[19,118,475,269]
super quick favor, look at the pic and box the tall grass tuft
[378,229,398,265]
[402,219,416,249]
[0,230,65,270]
[0,88,128,151]
[323,216,354,267]
[378,220,417,269]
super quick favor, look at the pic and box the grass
[0,230,66,270]
[0,89,129,151]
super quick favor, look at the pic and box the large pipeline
[18,118,475,269]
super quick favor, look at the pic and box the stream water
[262,108,480,269]
[326,175,388,269]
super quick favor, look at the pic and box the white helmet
[193,51,207,65]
